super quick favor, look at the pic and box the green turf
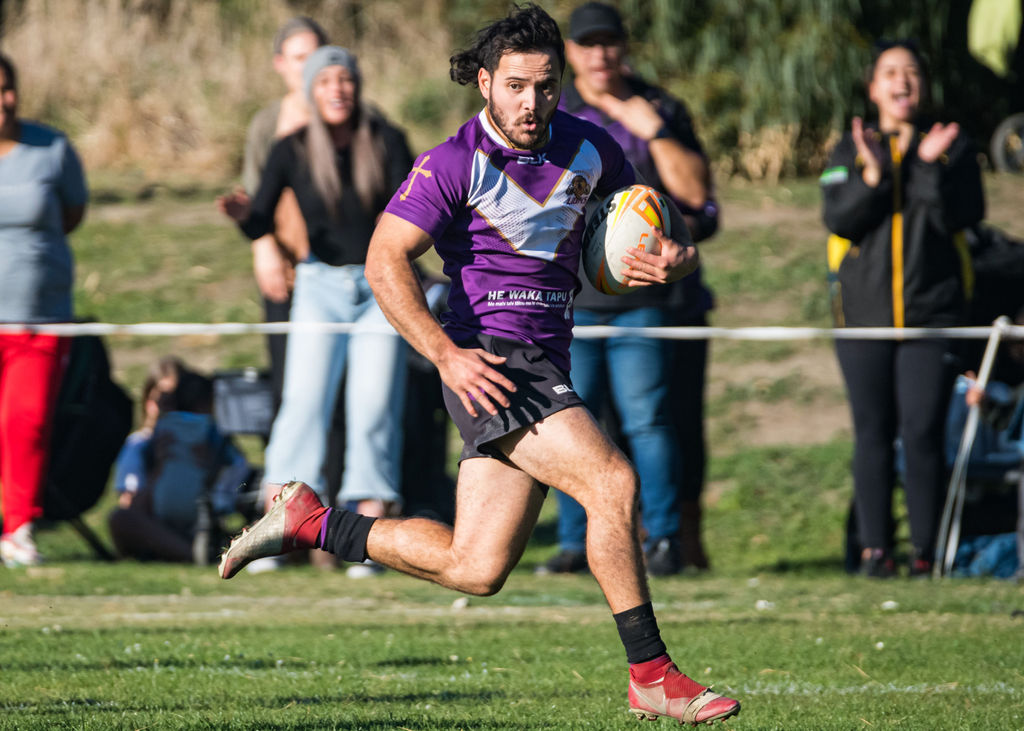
[2,565,1023,729]
[5,441,1023,730]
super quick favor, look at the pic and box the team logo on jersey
[400,155,432,201]
[566,174,591,205]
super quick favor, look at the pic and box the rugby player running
[219,5,740,725]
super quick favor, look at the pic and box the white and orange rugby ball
[581,184,671,295]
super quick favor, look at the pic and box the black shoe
[535,549,588,575]
[646,538,682,577]
[860,548,896,578]
[680,501,710,571]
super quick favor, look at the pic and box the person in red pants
[0,53,87,567]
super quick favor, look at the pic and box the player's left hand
[621,227,699,287]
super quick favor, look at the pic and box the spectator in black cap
[541,1,718,575]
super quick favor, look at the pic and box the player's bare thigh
[442,456,545,594]
[493,404,636,509]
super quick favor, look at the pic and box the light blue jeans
[262,260,406,505]
[557,306,680,552]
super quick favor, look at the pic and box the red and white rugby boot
[218,481,326,579]
[628,661,740,725]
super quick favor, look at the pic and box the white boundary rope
[0,322,1023,340]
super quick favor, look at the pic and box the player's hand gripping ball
[582,184,672,295]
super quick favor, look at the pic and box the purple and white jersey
[385,108,634,371]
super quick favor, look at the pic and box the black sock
[322,509,377,562]
[614,602,667,664]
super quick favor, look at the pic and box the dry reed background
[2,0,485,180]
[3,0,1013,183]
[0,0,851,183]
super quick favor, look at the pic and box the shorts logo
[566,174,591,205]
[552,384,574,395]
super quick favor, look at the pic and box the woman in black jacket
[821,40,985,577]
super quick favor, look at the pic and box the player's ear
[477,67,492,101]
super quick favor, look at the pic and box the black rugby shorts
[442,333,584,462]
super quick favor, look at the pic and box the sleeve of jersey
[591,127,636,197]
[384,143,468,242]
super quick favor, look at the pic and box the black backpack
[43,335,133,521]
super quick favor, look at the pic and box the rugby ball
[581,184,671,295]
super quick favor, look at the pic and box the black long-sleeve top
[240,120,413,266]
[821,121,985,328]
[561,77,717,317]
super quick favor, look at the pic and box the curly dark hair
[449,3,564,87]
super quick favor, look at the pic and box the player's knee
[461,577,507,597]
[603,458,640,512]
[448,562,510,597]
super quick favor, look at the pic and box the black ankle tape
[614,601,667,664]
[323,509,377,563]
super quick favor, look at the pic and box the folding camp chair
[935,317,1023,576]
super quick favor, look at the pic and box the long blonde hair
[303,96,389,218]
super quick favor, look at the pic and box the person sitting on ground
[113,356,184,509]
[108,366,250,562]
[960,310,1024,578]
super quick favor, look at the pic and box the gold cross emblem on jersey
[400,156,432,201]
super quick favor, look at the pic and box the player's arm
[365,213,516,417]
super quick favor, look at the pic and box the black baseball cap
[568,2,627,42]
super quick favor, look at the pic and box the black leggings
[836,338,955,557]
[668,315,708,504]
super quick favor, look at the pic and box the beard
[487,97,551,150]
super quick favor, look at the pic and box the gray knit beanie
[303,45,360,101]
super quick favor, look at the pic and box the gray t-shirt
[0,121,88,322]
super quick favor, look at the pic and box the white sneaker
[1,523,43,568]
[346,560,385,578]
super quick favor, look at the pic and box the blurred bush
[0,0,1018,180]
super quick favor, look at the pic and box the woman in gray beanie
[219,46,414,574]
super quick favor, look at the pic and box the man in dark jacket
[541,1,717,576]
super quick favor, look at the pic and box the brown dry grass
[3,0,465,178]
[5,0,860,183]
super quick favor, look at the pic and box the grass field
[2,175,1023,729]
